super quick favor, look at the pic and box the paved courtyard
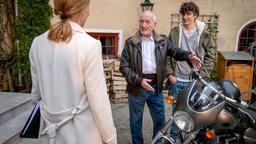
[112,102,171,144]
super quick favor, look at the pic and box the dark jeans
[169,80,191,140]
[128,85,165,144]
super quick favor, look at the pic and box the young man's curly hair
[179,1,200,16]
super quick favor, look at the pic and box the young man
[167,1,216,140]
[119,10,202,144]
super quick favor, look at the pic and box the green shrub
[13,0,52,90]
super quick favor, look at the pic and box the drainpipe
[15,0,25,91]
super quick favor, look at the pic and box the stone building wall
[49,0,256,55]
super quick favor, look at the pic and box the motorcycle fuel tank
[209,108,239,130]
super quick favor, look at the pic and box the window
[88,33,118,59]
[238,22,256,51]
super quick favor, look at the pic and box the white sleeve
[83,40,117,144]
[29,37,41,103]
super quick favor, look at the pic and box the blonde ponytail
[48,19,72,42]
[47,0,90,42]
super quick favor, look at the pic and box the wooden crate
[109,97,128,104]
[103,59,128,103]
[217,51,254,100]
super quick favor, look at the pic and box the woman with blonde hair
[29,0,117,143]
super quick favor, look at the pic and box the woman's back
[29,21,117,144]
[30,21,98,111]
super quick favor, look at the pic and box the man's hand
[168,74,176,84]
[189,53,202,71]
[141,78,155,92]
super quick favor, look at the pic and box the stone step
[0,92,32,125]
[0,107,33,144]
[0,92,33,144]
[19,138,39,144]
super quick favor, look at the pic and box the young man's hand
[168,74,177,84]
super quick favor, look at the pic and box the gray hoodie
[167,20,216,78]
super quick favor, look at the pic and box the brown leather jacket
[119,31,191,96]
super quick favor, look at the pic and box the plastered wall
[49,0,256,55]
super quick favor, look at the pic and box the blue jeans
[128,85,165,144]
[169,81,191,140]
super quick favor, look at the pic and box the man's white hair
[140,10,157,22]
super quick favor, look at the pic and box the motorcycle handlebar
[187,62,256,125]
[186,62,256,128]
[187,61,256,112]
[187,62,201,80]
[199,74,256,112]
[248,104,256,111]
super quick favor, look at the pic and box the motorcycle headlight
[174,111,194,132]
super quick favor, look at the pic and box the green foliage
[206,15,218,48]
[210,70,217,80]
[13,0,52,86]
[206,15,219,80]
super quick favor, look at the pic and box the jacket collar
[130,30,164,46]
[178,20,205,47]
[69,21,86,34]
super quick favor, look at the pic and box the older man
[119,11,201,144]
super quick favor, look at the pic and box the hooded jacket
[167,20,216,78]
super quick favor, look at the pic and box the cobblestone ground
[20,98,172,144]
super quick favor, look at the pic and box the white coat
[29,21,117,144]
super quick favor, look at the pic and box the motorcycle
[152,67,256,144]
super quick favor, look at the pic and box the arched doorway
[237,21,256,52]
